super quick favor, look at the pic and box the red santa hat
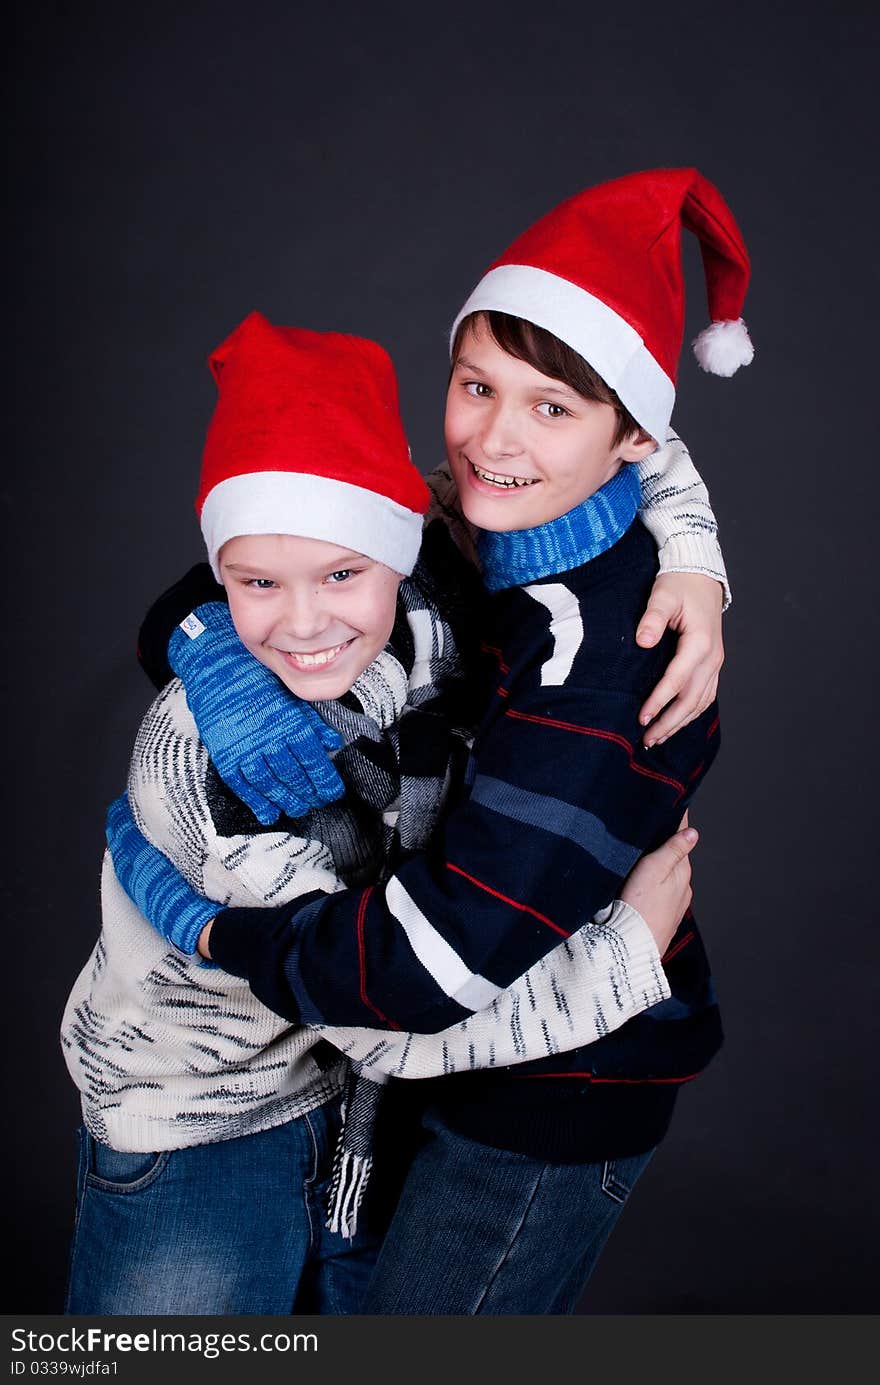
[451,167,752,443]
[197,312,429,579]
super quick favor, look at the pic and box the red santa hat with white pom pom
[451,167,752,443]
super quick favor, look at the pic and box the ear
[617,429,658,464]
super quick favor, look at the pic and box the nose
[275,585,329,643]
[478,401,523,462]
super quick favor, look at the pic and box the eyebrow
[223,550,369,574]
[530,383,582,401]
[321,551,369,566]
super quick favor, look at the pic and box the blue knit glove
[105,794,217,955]
[167,603,345,825]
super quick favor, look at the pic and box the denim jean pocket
[84,1130,170,1193]
[600,1148,655,1205]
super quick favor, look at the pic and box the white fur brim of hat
[451,264,676,444]
[201,472,425,580]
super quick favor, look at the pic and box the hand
[635,573,724,746]
[168,602,345,825]
[619,815,698,957]
[105,794,217,955]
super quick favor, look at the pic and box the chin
[279,671,351,702]
[458,493,537,532]
[276,652,378,703]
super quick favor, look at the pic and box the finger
[294,702,343,751]
[264,742,317,797]
[639,669,687,730]
[641,665,716,742]
[306,759,346,804]
[635,592,679,649]
[642,680,715,746]
[674,826,699,853]
[655,678,720,740]
[315,720,344,752]
[645,705,696,746]
[702,670,720,705]
[244,793,283,827]
[232,766,284,825]
[263,747,344,814]
[659,828,700,872]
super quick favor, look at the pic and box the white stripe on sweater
[522,583,583,686]
[385,876,503,1011]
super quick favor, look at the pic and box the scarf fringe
[325,1146,373,1239]
[324,1067,385,1240]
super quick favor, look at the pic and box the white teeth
[471,462,537,489]
[286,642,348,667]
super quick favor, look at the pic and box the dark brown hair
[451,310,647,449]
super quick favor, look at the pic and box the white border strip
[200,472,424,579]
[451,264,675,443]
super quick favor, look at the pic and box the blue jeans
[65,1098,382,1315]
[360,1109,654,1314]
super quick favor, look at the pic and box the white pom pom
[692,318,754,377]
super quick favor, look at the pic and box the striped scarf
[305,523,483,1235]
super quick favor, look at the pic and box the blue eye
[326,569,355,584]
[246,578,277,589]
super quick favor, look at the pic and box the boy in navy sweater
[110,168,752,1311]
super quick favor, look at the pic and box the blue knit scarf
[477,464,641,592]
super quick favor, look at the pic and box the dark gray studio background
[8,0,878,1314]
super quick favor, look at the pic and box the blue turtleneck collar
[476,464,641,592]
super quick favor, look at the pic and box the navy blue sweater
[207,510,722,1160]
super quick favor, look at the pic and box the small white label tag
[179,612,207,640]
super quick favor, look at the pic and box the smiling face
[445,318,656,532]
[219,533,402,701]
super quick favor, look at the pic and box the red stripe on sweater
[661,929,695,964]
[505,708,686,796]
[445,861,570,938]
[356,887,400,1030]
[707,714,720,740]
[588,1072,701,1085]
[480,642,511,674]
[512,1070,701,1084]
